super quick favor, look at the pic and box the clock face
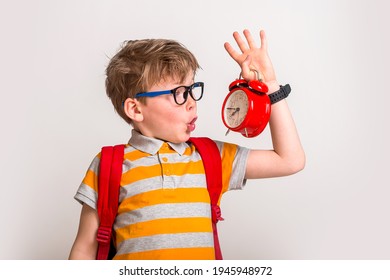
[223,89,249,128]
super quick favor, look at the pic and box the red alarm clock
[221,74,271,138]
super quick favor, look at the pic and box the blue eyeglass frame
[135,82,204,105]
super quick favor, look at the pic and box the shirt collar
[128,129,188,156]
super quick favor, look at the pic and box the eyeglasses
[135,82,204,105]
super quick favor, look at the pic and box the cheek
[145,102,180,124]
[162,110,181,124]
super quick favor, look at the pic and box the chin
[157,127,192,143]
[172,133,191,144]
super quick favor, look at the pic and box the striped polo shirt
[75,130,249,260]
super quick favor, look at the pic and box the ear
[123,98,144,123]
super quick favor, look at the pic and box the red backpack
[96,137,224,260]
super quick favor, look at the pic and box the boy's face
[135,73,198,143]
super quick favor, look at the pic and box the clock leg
[244,128,249,137]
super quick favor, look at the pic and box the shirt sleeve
[74,153,101,210]
[214,140,250,194]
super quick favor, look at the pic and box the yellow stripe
[116,217,212,243]
[121,160,205,185]
[114,247,215,260]
[183,145,195,156]
[124,149,148,161]
[118,188,210,214]
[121,164,162,185]
[164,161,205,175]
[82,169,98,192]
[220,143,237,200]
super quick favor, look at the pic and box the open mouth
[187,117,198,132]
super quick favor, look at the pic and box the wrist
[268,84,291,104]
[265,80,280,94]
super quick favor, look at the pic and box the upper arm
[69,204,99,260]
[245,149,304,179]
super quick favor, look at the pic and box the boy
[69,29,305,260]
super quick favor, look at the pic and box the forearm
[69,243,97,260]
[68,204,99,260]
[267,84,305,172]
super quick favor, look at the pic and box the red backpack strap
[189,137,224,260]
[96,144,125,260]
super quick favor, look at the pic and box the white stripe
[87,155,100,173]
[229,146,250,190]
[120,174,207,200]
[116,232,214,254]
[74,183,97,210]
[122,146,202,173]
[114,202,211,229]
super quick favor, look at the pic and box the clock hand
[230,107,240,117]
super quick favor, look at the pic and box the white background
[1,0,389,259]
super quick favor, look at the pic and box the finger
[232,31,249,53]
[260,30,268,50]
[243,29,257,49]
[224,42,241,61]
[241,55,255,80]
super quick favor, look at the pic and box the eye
[175,86,186,96]
[174,86,187,104]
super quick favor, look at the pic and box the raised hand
[224,29,278,90]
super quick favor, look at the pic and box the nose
[185,94,197,111]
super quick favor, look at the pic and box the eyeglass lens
[174,84,203,105]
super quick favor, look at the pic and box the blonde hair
[105,39,200,124]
